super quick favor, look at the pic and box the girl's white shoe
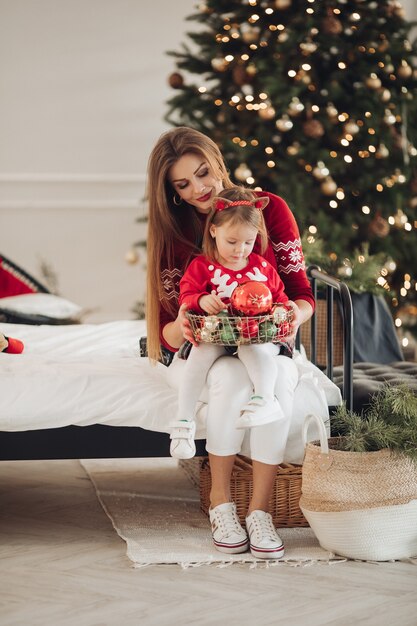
[236,395,285,429]
[169,420,196,459]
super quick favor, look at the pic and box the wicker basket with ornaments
[187,281,293,346]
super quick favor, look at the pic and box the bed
[0,264,365,463]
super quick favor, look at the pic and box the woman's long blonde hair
[146,127,233,362]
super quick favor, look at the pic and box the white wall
[0,0,195,321]
[1,0,416,322]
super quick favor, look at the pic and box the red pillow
[0,257,36,298]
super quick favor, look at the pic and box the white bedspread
[0,320,342,463]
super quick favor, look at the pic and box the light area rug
[80,458,346,568]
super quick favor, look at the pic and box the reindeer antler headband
[213,196,269,212]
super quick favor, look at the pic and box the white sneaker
[169,420,196,459]
[209,502,249,554]
[236,396,285,429]
[246,510,285,559]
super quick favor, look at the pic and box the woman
[146,126,314,559]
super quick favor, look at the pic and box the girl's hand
[177,303,198,346]
[199,293,226,315]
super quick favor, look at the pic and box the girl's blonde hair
[146,126,234,362]
[202,187,268,261]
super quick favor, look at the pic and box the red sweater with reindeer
[179,253,288,313]
[159,191,314,351]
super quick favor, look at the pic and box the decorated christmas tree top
[165,0,417,330]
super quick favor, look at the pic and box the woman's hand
[285,300,302,342]
[199,293,226,315]
[177,303,198,346]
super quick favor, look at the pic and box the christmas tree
[165,0,417,333]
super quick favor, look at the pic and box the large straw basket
[300,414,417,561]
[186,306,293,346]
[198,455,308,528]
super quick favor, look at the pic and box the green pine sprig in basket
[332,384,417,463]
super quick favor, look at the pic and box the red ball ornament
[230,281,273,316]
[239,318,259,339]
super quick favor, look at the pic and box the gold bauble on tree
[344,120,360,135]
[366,75,382,89]
[211,57,228,72]
[375,144,389,158]
[398,62,413,79]
[234,163,252,182]
[321,177,337,195]
[168,72,184,89]
[275,0,292,9]
[240,23,260,44]
[259,106,276,120]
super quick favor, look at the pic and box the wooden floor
[1,460,416,626]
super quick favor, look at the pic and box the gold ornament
[303,119,325,138]
[276,116,293,131]
[366,75,382,89]
[321,178,337,195]
[312,166,327,180]
[300,41,317,55]
[326,104,338,119]
[234,163,252,182]
[381,88,391,102]
[375,144,389,158]
[168,72,184,89]
[240,23,260,44]
[287,143,300,156]
[275,0,292,9]
[288,98,304,116]
[337,265,353,278]
[200,328,213,342]
[204,316,219,332]
[398,62,412,79]
[272,304,288,323]
[125,249,139,265]
[211,58,228,72]
[259,106,276,120]
[344,121,360,135]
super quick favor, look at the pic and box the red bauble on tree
[230,281,273,316]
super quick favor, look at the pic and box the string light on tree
[166,0,417,318]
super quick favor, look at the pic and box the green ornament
[259,320,278,341]
[219,324,239,345]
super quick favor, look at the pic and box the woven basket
[300,299,343,367]
[186,306,293,346]
[300,414,417,560]
[199,455,308,528]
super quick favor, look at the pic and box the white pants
[176,342,280,422]
[166,351,299,465]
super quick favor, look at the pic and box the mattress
[0,320,342,463]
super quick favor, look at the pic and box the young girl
[170,187,292,460]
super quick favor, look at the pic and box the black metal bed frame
[0,264,353,461]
